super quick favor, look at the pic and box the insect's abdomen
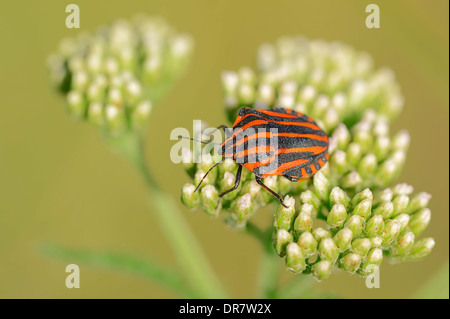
[221,107,329,179]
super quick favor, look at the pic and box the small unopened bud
[407,192,432,214]
[351,198,372,220]
[330,150,347,174]
[274,229,293,256]
[391,232,415,256]
[329,187,350,208]
[346,143,362,167]
[392,195,409,217]
[312,260,332,281]
[333,124,351,150]
[87,102,104,127]
[345,215,364,237]
[285,243,307,273]
[340,253,362,273]
[365,215,384,237]
[351,238,372,257]
[293,211,312,237]
[409,238,435,259]
[181,183,201,208]
[297,231,317,257]
[373,201,394,219]
[327,204,347,229]
[370,236,383,248]
[275,196,296,230]
[381,219,401,246]
[300,190,321,215]
[392,130,410,151]
[105,104,127,134]
[200,185,219,217]
[132,100,152,129]
[350,188,373,210]
[194,169,213,190]
[319,238,340,263]
[341,171,362,189]
[313,172,330,202]
[408,208,431,236]
[374,136,390,160]
[230,193,254,226]
[359,248,383,276]
[67,91,86,118]
[333,228,353,252]
[313,227,332,242]
[393,213,410,232]
[358,153,377,179]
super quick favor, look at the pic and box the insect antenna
[177,135,221,145]
[194,161,222,192]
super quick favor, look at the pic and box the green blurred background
[0,0,448,298]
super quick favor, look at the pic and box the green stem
[246,223,280,298]
[107,132,227,298]
[41,243,198,298]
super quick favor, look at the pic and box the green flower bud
[392,195,409,217]
[67,91,86,118]
[333,123,351,150]
[373,201,394,219]
[345,215,364,237]
[274,229,293,256]
[391,231,415,256]
[340,253,362,273]
[293,211,313,237]
[351,238,372,257]
[365,215,384,237]
[350,188,373,210]
[105,104,127,135]
[313,227,332,242]
[346,141,361,165]
[312,260,332,281]
[327,203,347,229]
[373,188,393,204]
[318,238,339,262]
[333,227,353,252]
[330,150,347,175]
[131,100,152,129]
[241,179,261,199]
[181,183,200,208]
[353,131,372,154]
[370,236,383,248]
[393,213,410,232]
[341,171,362,189]
[374,136,390,160]
[358,153,377,179]
[275,196,296,230]
[297,231,317,257]
[300,190,321,215]
[260,176,278,203]
[230,193,254,226]
[285,242,307,273]
[359,248,383,276]
[375,158,399,186]
[200,185,219,217]
[408,238,435,259]
[407,192,432,214]
[194,169,213,190]
[351,198,372,220]
[392,183,414,196]
[87,102,105,127]
[313,172,330,202]
[329,187,350,208]
[408,208,431,236]
[381,219,401,246]
[392,129,410,151]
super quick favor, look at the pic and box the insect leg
[194,161,222,192]
[255,177,288,208]
[216,165,243,208]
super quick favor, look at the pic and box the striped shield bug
[180,107,329,208]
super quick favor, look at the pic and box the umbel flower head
[180,36,435,281]
[47,15,193,136]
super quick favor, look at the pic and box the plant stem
[246,223,280,298]
[41,243,199,298]
[107,132,227,298]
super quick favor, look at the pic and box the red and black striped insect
[182,107,329,208]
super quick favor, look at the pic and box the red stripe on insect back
[235,113,321,131]
[256,109,301,119]
[261,158,310,177]
[229,131,327,150]
[235,145,275,158]
[277,146,327,156]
